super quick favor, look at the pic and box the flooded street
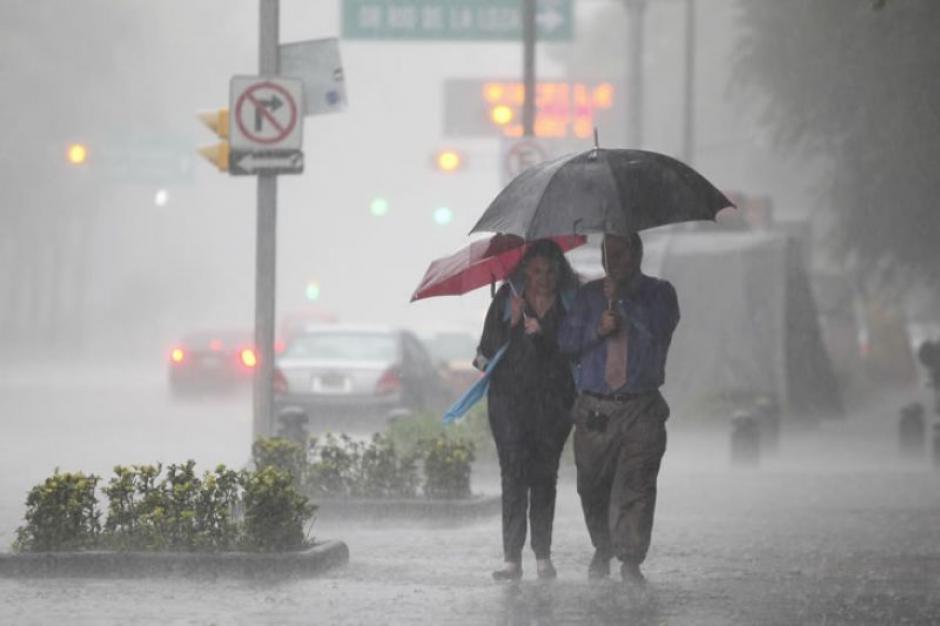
[2,363,939,624]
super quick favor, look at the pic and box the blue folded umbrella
[442,343,508,424]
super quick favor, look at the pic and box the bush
[252,437,308,489]
[14,470,101,552]
[242,466,316,552]
[304,433,420,499]
[420,434,475,500]
[354,433,420,499]
[14,462,315,553]
[307,433,363,498]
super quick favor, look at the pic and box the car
[420,329,483,398]
[167,330,256,396]
[273,325,454,431]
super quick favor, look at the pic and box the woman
[475,239,579,581]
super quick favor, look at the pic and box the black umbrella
[470,148,734,239]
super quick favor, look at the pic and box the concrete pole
[522,0,537,137]
[254,0,279,440]
[624,0,646,148]
[682,0,696,164]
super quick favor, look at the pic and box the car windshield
[283,332,398,362]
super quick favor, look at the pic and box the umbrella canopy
[410,234,586,302]
[470,148,735,239]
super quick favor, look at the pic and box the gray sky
[1,0,817,356]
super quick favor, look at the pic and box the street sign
[342,0,573,41]
[229,76,304,152]
[230,150,304,176]
[444,78,620,139]
[278,38,348,116]
[500,137,548,185]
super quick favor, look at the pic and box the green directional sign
[342,0,573,41]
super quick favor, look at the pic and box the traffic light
[66,143,88,165]
[369,196,389,217]
[196,108,230,172]
[305,280,321,302]
[433,149,464,173]
[433,206,454,225]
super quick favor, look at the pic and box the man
[917,339,940,414]
[558,232,680,585]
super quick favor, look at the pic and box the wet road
[2,360,939,624]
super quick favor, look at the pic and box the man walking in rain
[558,232,680,585]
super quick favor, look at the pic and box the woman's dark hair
[509,239,581,293]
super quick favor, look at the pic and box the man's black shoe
[620,561,646,586]
[587,551,611,579]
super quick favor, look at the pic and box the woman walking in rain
[474,239,579,581]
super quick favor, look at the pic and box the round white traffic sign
[229,76,304,151]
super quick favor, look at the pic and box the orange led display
[481,81,616,139]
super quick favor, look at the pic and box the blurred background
[1,0,938,418]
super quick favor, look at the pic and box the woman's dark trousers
[488,392,572,563]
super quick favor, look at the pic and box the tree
[734,0,940,283]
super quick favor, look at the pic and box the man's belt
[582,390,648,403]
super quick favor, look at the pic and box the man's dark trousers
[573,390,669,564]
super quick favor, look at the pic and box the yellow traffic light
[66,143,88,165]
[435,149,463,173]
[197,108,230,138]
[197,143,230,172]
[196,107,230,172]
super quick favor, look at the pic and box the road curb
[0,540,349,579]
[314,494,501,523]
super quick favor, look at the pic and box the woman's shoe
[492,562,523,581]
[536,559,557,580]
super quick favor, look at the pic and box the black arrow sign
[254,95,284,132]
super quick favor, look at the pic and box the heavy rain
[1,1,939,624]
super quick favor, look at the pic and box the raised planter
[313,494,501,523]
[0,540,349,579]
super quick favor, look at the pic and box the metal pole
[254,0,279,440]
[682,0,696,164]
[624,0,646,148]
[522,0,536,137]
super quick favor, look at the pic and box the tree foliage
[734,0,940,281]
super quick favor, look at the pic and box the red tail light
[170,347,185,364]
[240,348,258,368]
[273,368,288,394]
[375,367,402,395]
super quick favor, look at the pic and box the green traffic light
[370,197,389,217]
[433,207,453,225]
[305,281,320,302]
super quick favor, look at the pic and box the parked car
[420,329,483,398]
[167,330,256,396]
[273,325,454,430]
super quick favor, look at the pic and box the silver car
[273,325,454,431]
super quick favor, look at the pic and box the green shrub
[354,433,420,499]
[421,434,475,500]
[306,433,363,498]
[102,464,164,550]
[192,465,242,551]
[252,437,308,489]
[15,462,315,553]
[241,466,316,552]
[14,470,101,552]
